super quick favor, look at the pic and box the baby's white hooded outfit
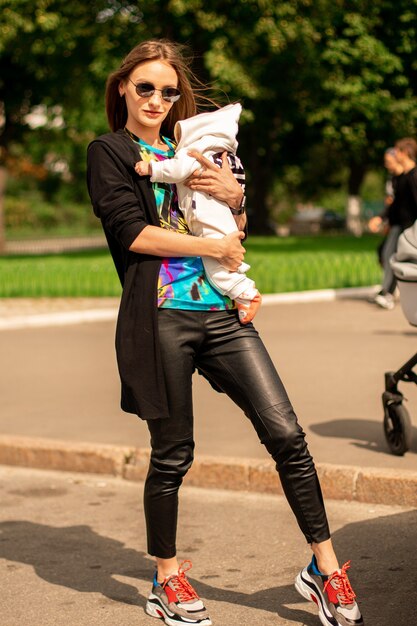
[150,103,254,300]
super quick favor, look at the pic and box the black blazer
[87,129,170,419]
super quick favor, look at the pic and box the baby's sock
[235,287,262,324]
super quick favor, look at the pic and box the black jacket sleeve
[87,140,148,250]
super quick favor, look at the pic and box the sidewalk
[0,295,416,506]
[0,465,415,626]
[4,235,106,255]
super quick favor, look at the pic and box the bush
[5,190,100,236]
[4,197,37,229]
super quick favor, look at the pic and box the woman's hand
[185,151,243,210]
[218,231,246,271]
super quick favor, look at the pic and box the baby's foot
[235,288,262,324]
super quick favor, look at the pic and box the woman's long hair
[106,39,215,138]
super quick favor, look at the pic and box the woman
[87,39,363,626]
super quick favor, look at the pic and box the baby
[135,103,261,324]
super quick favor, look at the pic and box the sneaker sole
[145,598,212,626]
[295,569,338,626]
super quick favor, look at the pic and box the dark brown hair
[395,137,417,162]
[106,39,214,137]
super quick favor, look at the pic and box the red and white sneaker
[235,289,262,324]
[295,557,364,626]
[145,560,212,625]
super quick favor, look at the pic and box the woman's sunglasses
[129,80,181,103]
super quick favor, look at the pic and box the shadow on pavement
[373,329,417,337]
[0,509,416,624]
[0,521,148,608]
[310,418,417,455]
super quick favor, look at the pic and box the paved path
[1,465,415,626]
[1,297,416,624]
[4,235,106,255]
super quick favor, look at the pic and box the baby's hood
[174,103,242,151]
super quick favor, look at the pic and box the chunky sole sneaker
[295,558,364,626]
[145,560,212,626]
[145,595,212,625]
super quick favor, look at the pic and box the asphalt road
[1,465,415,626]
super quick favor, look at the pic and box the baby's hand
[135,161,150,176]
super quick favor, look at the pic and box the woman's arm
[88,140,246,269]
[129,227,245,272]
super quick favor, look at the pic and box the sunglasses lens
[163,88,181,103]
[135,82,155,97]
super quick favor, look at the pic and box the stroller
[383,221,417,455]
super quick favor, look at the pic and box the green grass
[244,234,382,293]
[0,234,383,297]
[0,249,122,298]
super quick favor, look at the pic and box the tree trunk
[245,132,275,234]
[346,162,366,236]
[0,166,6,254]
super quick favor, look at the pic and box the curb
[261,285,378,304]
[0,308,118,331]
[0,435,415,508]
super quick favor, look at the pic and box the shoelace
[323,561,356,605]
[163,560,199,602]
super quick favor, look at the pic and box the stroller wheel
[383,402,412,456]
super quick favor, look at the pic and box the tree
[0,0,150,243]
[304,1,417,233]
[167,0,417,231]
[2,0,417,237]
[166,0,327,231]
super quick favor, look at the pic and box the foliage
[305,1,417,191]
[1,0,417,230]
[4,193,100,234]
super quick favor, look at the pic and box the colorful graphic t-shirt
[131,132,233,310]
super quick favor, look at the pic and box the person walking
[87,39,364,626]
[369,148,404,309]
[394,137,417,222]
[370,139,417,310]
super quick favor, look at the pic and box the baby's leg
[191,193,250,274]
[191,192,262,322]
[202,255,262,324]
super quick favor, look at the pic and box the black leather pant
[144,309,330,558]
